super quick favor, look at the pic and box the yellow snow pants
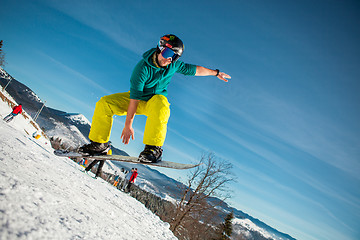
[88,92,170,147]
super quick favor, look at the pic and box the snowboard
[54,150,200,170]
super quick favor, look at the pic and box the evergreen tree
[217,212,234,240]
[0,40,6,67]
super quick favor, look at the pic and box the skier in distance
[3,104,22,123]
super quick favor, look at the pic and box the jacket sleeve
[175,61,197,76]
[129,61,150,100]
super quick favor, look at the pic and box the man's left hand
[217,72,231,82]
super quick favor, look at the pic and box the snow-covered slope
[233,218,277,240]
[66,113,92,126]
[0,102,176,239]
[46,115,90,146]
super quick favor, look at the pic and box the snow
[25,88,42,103]
[46,118,89,146]
[137,179,177,204]
[0,96,177,240]
[66,114,91,126]
[233,218,275,240]
[0,67,12,80]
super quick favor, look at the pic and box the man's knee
[96,92,130,115]
[96,96,108,107]
[148,95,170,117]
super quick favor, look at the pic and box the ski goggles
[160,47,180,62]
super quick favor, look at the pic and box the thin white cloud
[163,143,197,164]
[167,128,211,153]
[37,52,111,95]
[177,94,360,215]
[42,0,153,55]
[177,77,360,180]
[225,93,360,180]
[47,87,94,113]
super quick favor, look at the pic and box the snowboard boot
[138,145,163,163]
[79,141,110,155]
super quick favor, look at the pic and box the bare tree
[170,153,236,234]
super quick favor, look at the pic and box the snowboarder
[79,34,231,163]
[3,104,22,123]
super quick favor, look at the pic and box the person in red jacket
[3,104,22,123]
[125,168,138,193]
[129,168,138,183]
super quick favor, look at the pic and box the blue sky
[1,0,360,239]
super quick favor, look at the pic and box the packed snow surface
[0,101,176,239]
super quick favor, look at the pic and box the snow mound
[233,218,274,239]
[46,117,89,146]
[0,120,176,240]
[66,114,91,126]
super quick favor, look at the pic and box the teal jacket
[130,48,197,101]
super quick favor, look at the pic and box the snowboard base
[54,150,199,170]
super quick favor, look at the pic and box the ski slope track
[0,111,176,239]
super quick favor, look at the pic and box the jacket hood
[142,48,158,69]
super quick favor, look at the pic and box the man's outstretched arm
[195,66,231,82]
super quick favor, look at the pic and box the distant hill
[0,67,127,155]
